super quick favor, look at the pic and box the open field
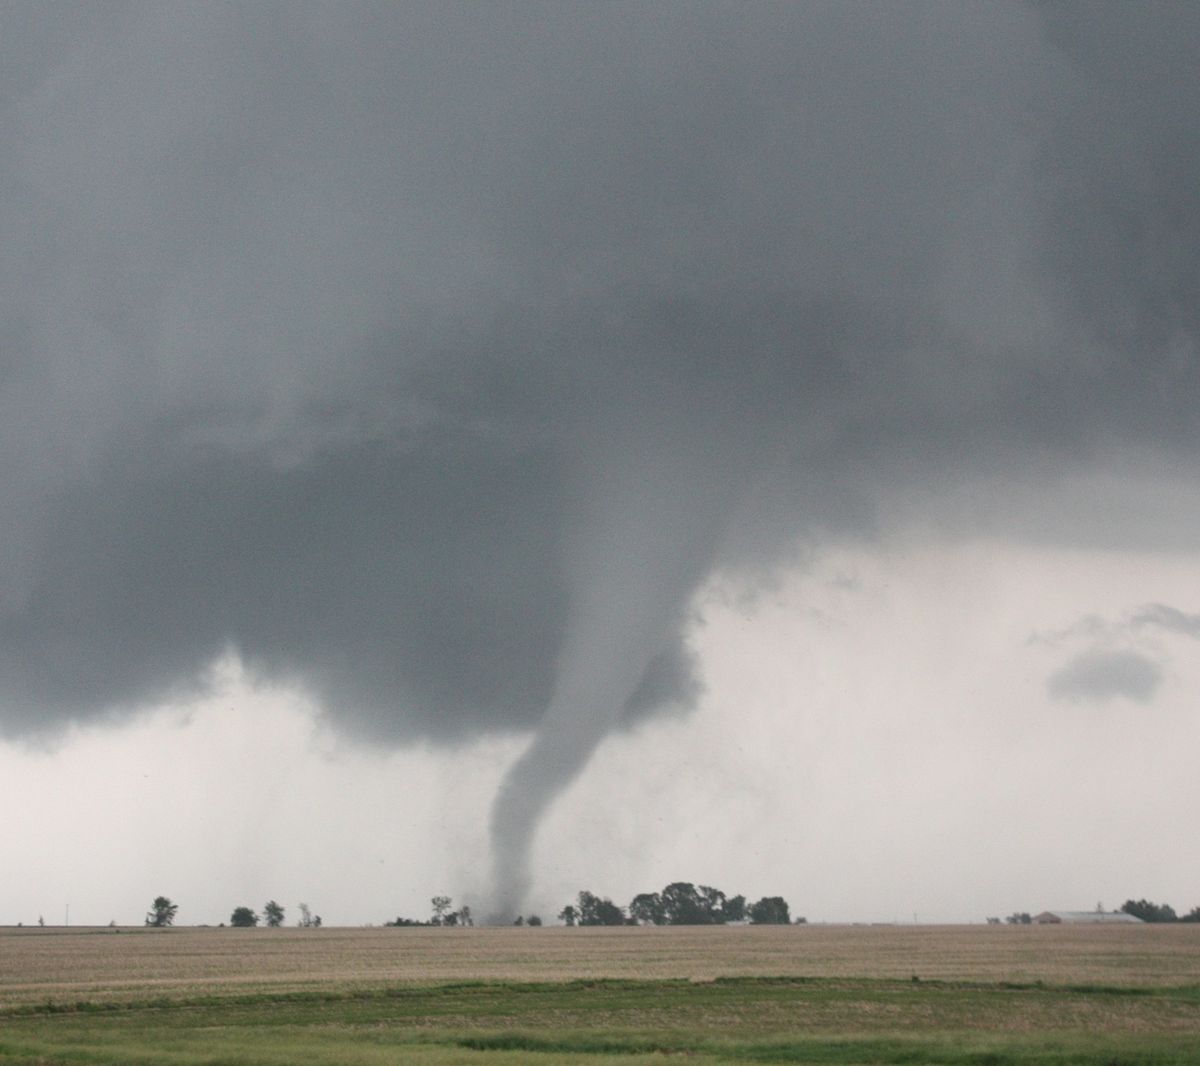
[2,925,1199,1063]
[4,923,1200,1007]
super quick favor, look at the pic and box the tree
[558,904,578,926]
[1006,912,1032,925]
[699,885,727,921]
[722,894,747,923]
[661,882,713,925]
[748,896,791,925]
[145,896,179,927]
[230,906,259,927]
[1180,906,1200,924]
[1121,899,1177,923]
[577,890,625,926]
[629,892,666,926]
[576,891,598,924]
[527,914,542,926]
[598,899,626,925]
[297,902,321,929]
[263,900,285,928]
[459,905,473,927]
[431,896,452,925]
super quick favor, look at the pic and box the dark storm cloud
[1,3,1197,910]
[1034,1,1200,380]
[1047,650,1163,705]
[0,430,570,740]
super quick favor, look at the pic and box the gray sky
[1,1,1197,924]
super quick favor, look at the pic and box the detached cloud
[1027,614,1111,650]
[1033,601,1199,706]
[1032,602,1200,649]
[1132,604,1200,639]
[1047,650,1163,705]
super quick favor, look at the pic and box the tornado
[486,444,742,918]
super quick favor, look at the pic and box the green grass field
[2,926,1198,1064]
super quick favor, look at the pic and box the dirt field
[3,922,1199,1008]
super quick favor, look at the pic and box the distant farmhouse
[1034,910,1143,924]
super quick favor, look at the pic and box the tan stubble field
[3,922,1200,1009]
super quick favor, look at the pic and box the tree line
[144,886,799,930]
[384,884,799,928]
[1000,899,1200,925]
[1120,899,1200,923]
[555,883,798,926]
[143,897,321,928]
[385,896,473,927]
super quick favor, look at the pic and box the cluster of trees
[229,900,300,928]
[127,893,1200,931]
[143,887,801,930]
[1121,899,1200,923]
[1001,901,1200,925]
[142,898,322,929]
[382,885,798,929]
[557,883,798,926]
[385,897,474,927]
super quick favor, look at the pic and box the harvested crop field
[2,925,1199,1064]
[3,923,1200,1008]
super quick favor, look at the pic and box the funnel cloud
[1,3,1198,915]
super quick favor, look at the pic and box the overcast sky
[1,1,1197,926]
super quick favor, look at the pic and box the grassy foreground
[2,926,1199,1064]
[3,976,1199,1065]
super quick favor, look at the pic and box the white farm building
[1033,910,1143,924]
